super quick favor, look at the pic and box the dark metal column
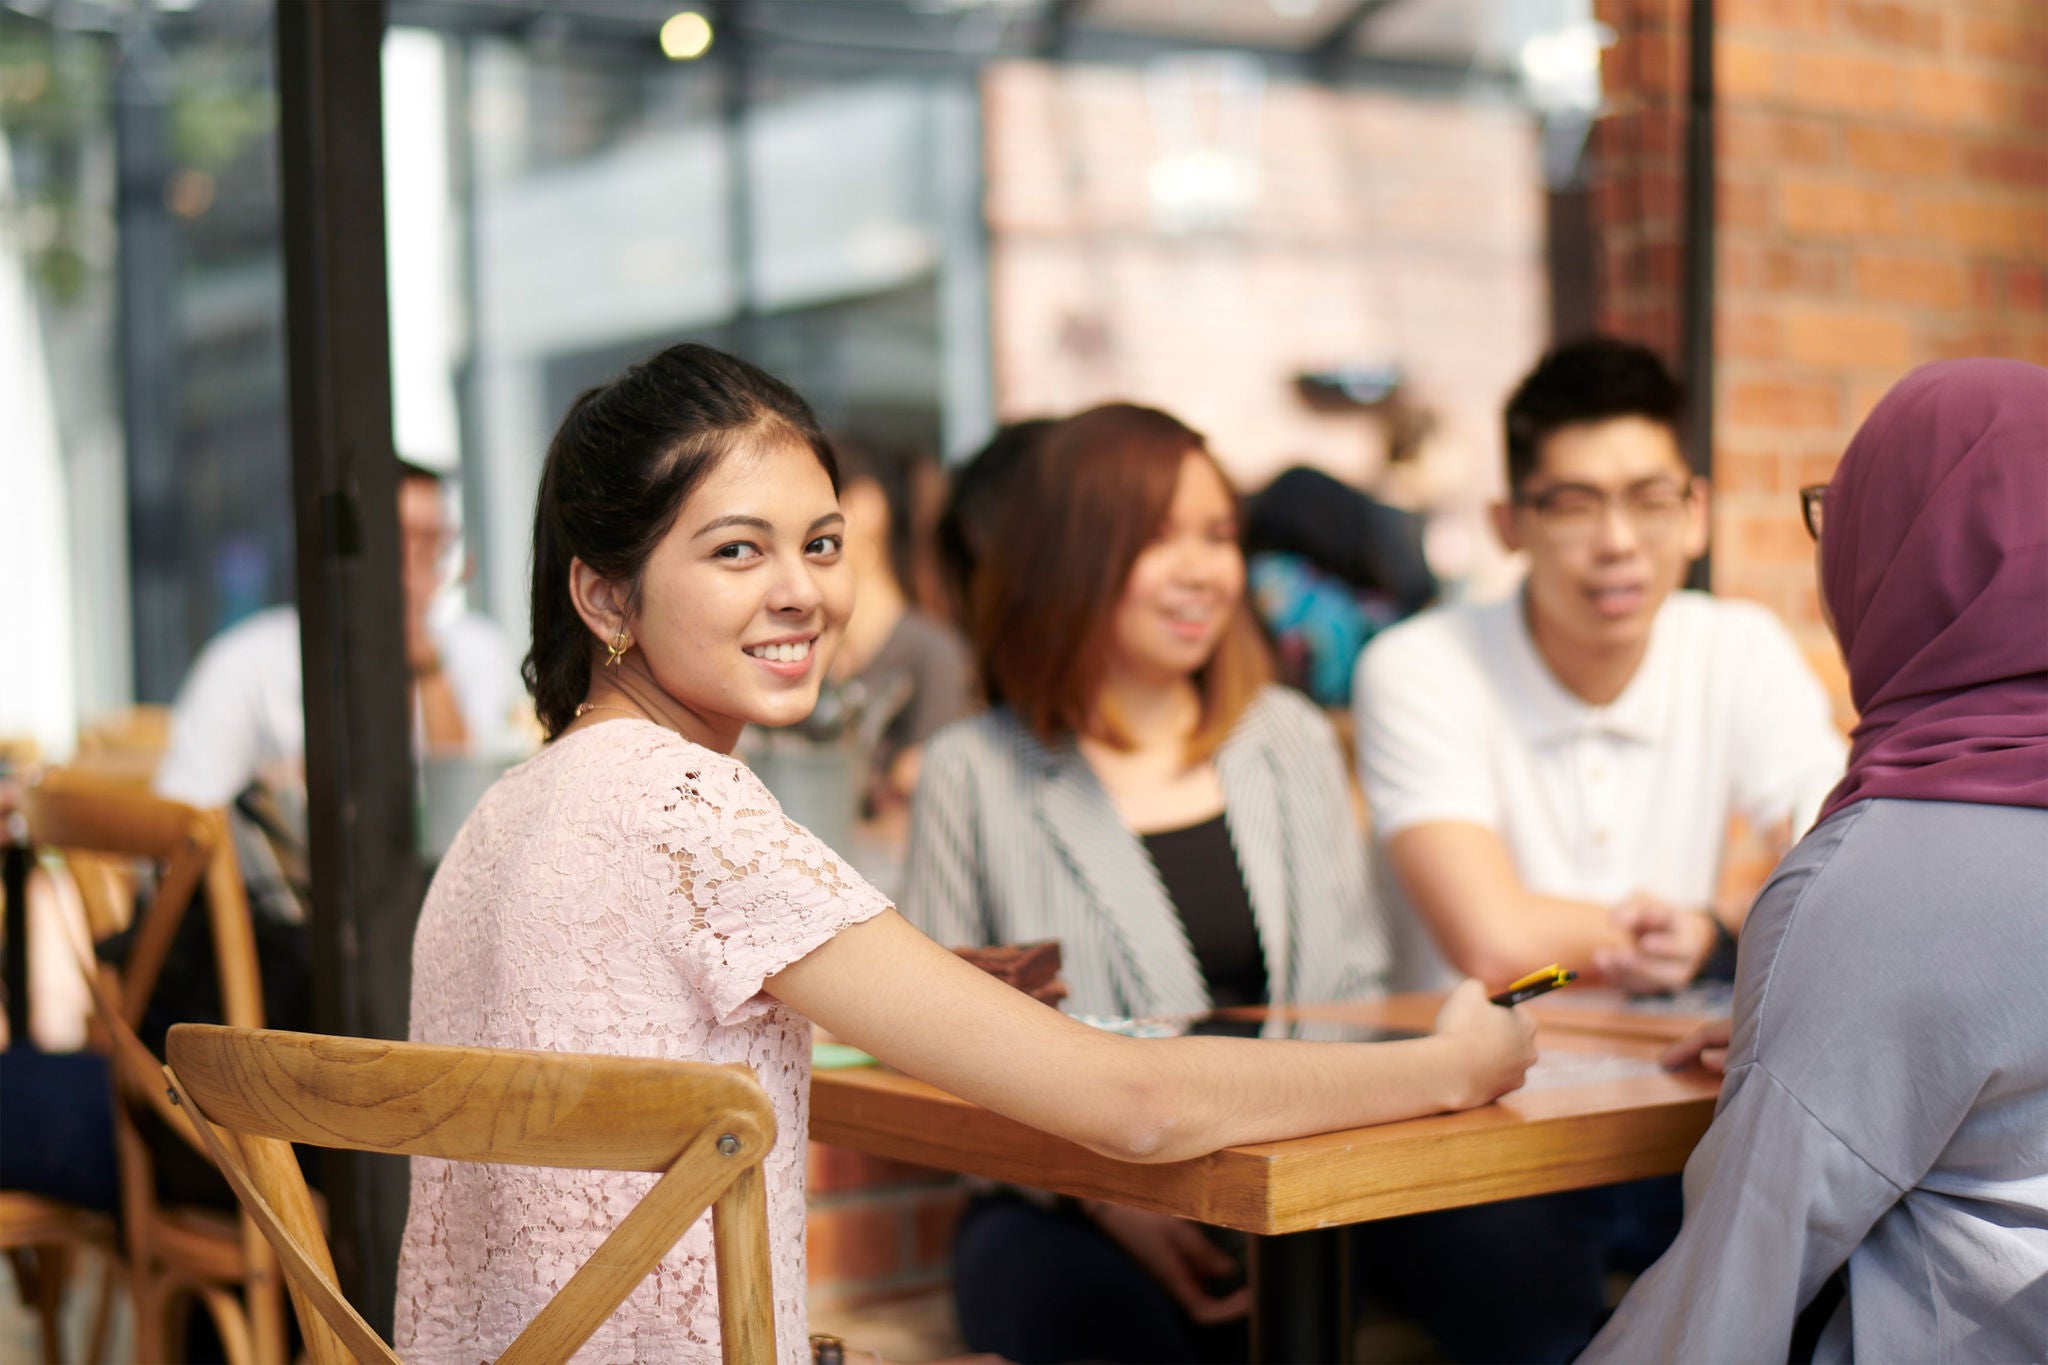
[275,0,422,1334]
[1682,0,1717,588]
[1250,1227,1354,1364]
[113,23,186,703]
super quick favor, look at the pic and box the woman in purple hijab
[1583,359,2048,1364]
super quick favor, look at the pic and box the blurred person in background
[1356,336,1845,996]
[155,460,524,820]
[931,417,1055,636]
[1348,336,1848,1361]
[903,403,1392,1365]
[820,433,973,816]
[1586,358,2048,1363]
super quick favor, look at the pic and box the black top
[1141,813,1268,1008]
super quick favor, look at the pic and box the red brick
[2009,325,2048,369]
[1736,509,1818,568]
[1777,178,1903,240]
[1719,110,1837,167]
[1721,0,1833,35]
[1727,379,1844,430]
[1901,66,2022,128]
[1721,307,1785,361]
[806,1203,904,1284]
[2011,265,2047,314]
[1722,242,1841,295]
[1735,511,1818,565]
[1849,378,1899,425]
[808,1144,950,1196]
[1968,258,2006,311]
[1714,36,1779,101]
[1779,51,1905,117]
[1790,451,1847,489]
[1781,306,1915,368]
[1712,448,1787,495]
[1956,13,2048,67]
[1720,175,1775,233]
[1959,139,2048,189]
[1852,251,1969,309]
[1840,126,1957,179]
[1912,195,2048,254]
[1836,1,1947,51]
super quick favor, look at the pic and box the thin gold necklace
[573,702,647,721]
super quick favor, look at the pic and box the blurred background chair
[70,708,173,790]
[23,774,286,1365]
[163,1024,779,1365]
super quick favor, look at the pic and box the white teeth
[747,640,811,662]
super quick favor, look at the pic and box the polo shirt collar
[1502,585,1675,747]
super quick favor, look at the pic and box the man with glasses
[1355,336,1844,997]
[1347,337,1847,1360]
[156,460,525,852]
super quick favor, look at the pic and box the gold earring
[604,629,631,668]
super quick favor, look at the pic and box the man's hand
[1594,894,1718,995]
[1661,1017,1733,1074]
[1079,1202,1248,1325]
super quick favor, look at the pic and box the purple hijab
[1817,357,2048,823]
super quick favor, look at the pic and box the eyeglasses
[1799,484,1827,542]
[1513,479,1694,543]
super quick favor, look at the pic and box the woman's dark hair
[525,342,838,738]
[934,418,1056,632]
[1503,335,1684,490]
[829,430,931,594]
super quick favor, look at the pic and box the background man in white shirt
[1346,337,1846,1362]
[1356,336,1845,994]
[155,460,524,815]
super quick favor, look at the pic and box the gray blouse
[1584,798,2048,1363]
[901,686,1389,1018]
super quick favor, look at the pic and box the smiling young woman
[902,404,1403,1363]
[395,349,1536,1365]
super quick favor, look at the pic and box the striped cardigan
[902,686,1390,1018]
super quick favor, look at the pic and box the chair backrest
[166,1024,780,1365]
[22,772,264,1039]
[24,771,290,1361]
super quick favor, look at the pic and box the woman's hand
[1078,1202,1249,1326]
[1431,978,1539,1108]
[1661,1017,1734,1074]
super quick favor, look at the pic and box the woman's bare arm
[768,910,1535,1165]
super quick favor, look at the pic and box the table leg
[4,840,30,1049]
[1248,1226,1352,1364]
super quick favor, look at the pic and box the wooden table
[810,994,1723,1363]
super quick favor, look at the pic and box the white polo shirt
[1354,589,1846,989]
[155,604,526,810]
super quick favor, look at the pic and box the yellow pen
[1490,963,1578,1007]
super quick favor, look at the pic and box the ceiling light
[659,11,714,60]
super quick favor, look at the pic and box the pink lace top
[394,719,890,1364]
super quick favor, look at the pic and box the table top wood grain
[809,994,1723,1235]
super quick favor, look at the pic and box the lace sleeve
[643,749,893,1025]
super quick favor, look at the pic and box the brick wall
[805,1144,963,1309]
[1594,0,2048,720]
[981,59,1549,593]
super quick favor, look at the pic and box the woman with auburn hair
[904,403,1394,1364]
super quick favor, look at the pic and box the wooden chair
[70,707,173,789]
[0,1193,121,1363]
[4,770,126,1363]
[22,773,287,1365]
[162,1025,779,1365]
